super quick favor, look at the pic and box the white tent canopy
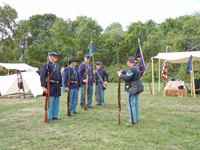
[153,51,200,63]
[151,51,200,97]
[0,63,38,72]
[0,72,43,97]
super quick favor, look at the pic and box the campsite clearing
[0,83,199,149]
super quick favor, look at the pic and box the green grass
[0,83,200,149]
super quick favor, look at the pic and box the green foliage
[103,64,127,82]
[1,3,200,80]
[0,70,7,75]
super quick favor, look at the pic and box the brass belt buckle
[56,81,59,83]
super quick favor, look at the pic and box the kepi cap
[96,62,101,65]
[49,52,58,57]
[126,56,135,62]
[84,54,90,58]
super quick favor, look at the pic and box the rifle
[44,61,50,123]
[117,48,121,124]
[118,76,121,124]
[67,67,71,116]
[83,66,88,110]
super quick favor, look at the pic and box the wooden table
[163,88,187,97]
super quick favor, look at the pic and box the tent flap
[0,63,38,71]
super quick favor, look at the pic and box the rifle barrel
[118,76,121,124]
[45,72,50,123]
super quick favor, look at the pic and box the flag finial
[138,38,140,43]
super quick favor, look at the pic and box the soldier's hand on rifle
[103,81,107,87]
[43,87,48,93]
[79,87,82,90]
[83,79,87,83]
[65,87,70,92]
[117,71,122,77]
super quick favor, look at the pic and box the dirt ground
[0,98,35,105]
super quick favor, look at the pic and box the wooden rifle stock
[45,71,50,123]
[67,67,71,116]
[83,67,88,110]
[118,77,121,124]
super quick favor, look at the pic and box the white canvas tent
[0,72,43,97]
[151,51,200,97]
[153,51,200,63]
[0,63,38,73]
[0,63,42,97]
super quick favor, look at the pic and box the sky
[1,0,200,31]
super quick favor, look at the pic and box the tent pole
[18,72,21,98]
[192,61,196,97]
[195,60,197,79]
[152,58,154,95]
[159,59,160,92]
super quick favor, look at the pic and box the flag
[186,55,192,74]
[134,43,147,79]
[89,42,93,56]
[161,61,167,87]
[161,46,168,87]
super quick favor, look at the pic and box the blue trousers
[62,77,66,92]
[95,83,105,105]
[132,94,139,121]
[69,88,79,114]
[80,84,93,108]
[126,92,137,123]
[47,96,60,120]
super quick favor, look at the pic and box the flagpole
[138,39,152,95]
[89,38,98,104]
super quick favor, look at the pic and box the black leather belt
[50,80,60,83]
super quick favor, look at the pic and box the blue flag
[134,43,147,79]
[186,55,193,74]
[89,42,93,56]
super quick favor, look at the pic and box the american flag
[161,46,168,87]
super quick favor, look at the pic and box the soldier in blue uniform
[63,58,82,115]
[95,62,109,106]
[78,54,95,108]
[117,56,139,125]
[40,52,62,122]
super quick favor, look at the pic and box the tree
[0,3,17,53]
[13,20,29,60]
[24,14,57,68]
[100,22,124,66]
